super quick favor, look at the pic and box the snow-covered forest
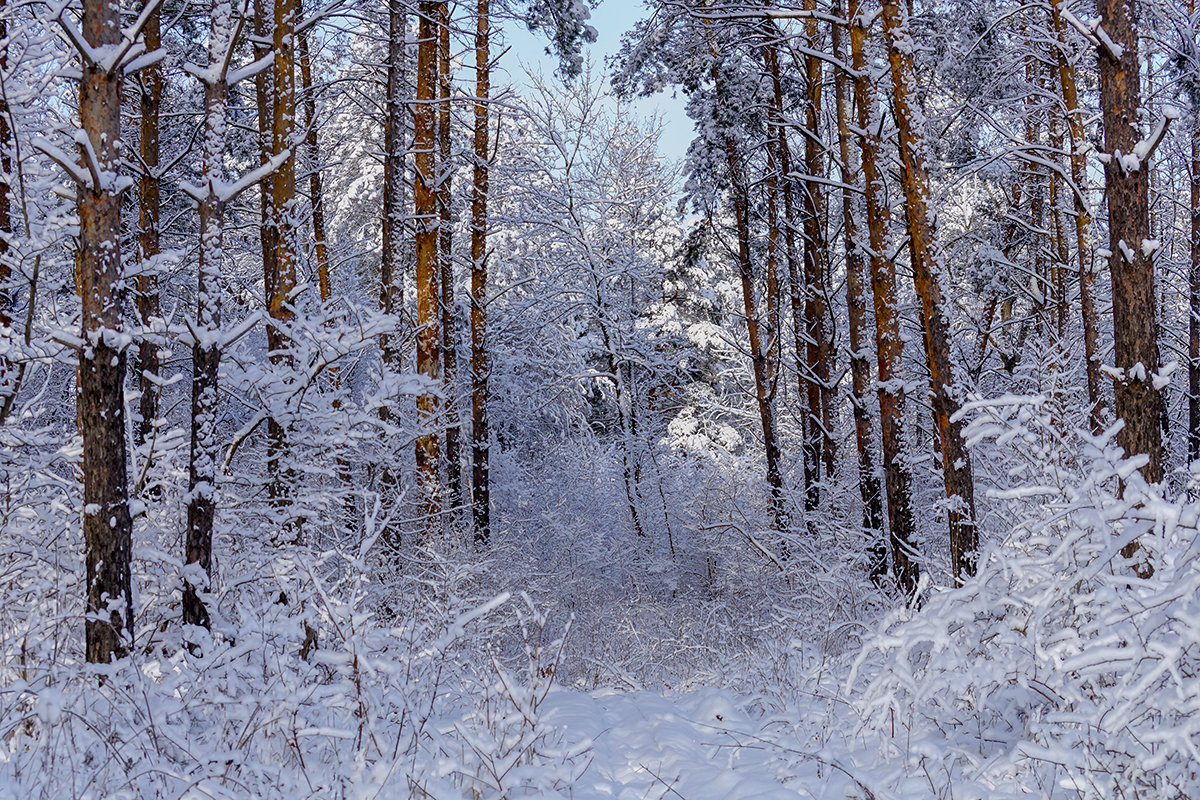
[2,0,1199,794]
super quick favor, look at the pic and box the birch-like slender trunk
[297,9,330,303]
[801,0,835,483]
[763,29,815,532]
[707,42,788,533]
[1190,114,1200,464]
[439,3,464,514]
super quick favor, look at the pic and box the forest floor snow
[536,686,871,800]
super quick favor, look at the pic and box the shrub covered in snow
[855,394,1200,798]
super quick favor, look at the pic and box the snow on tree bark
[850,1,918,595]
[135,6,161,452]
[471,0,491,546]
[78,0,134,662]
[880,0,978,583]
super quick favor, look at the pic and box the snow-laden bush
[0,522,581,799]
[854,393,1200,799]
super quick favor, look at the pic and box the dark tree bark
[763,29,815,532]
[0,0,13,416]
[438,3,464,515]
[706,38,788,534]
[79,0,133,662]
[881,0,978,583]
[471,0,491,545]
[136,7,161,450]
[381,0,406,372]
[297,8,330,304]
[184,0,233,632]
[1097,0,1163,491]
[801,0,836,484]
[1190,114,1200,465]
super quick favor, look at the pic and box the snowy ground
[537,688,873,800]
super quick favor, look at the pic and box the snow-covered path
[540,688,865,799]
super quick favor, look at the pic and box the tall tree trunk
[184,0,233,633]
[761,27,814,532]
[377,0,407,545]
[0,0,12,412]
[881,0,978,583]
[414,0,443,537]
[267,0,298,524]
[381,0,406,370]
[79,0,133,662]
[439,4,464,515]
[470,0,491,545]
[253,0,275,338]
[136,7,161,451]
[297,9,330,303]
[706,41,788,533]
[1096,0,1164,500]
[297,2,352,517]
[832,6,885,581]
[1050,0,1105,433]
[1024,45,1048,340]
[801,0,835,483]
[850,0,918,595]
[1048,96,1069,344]
[1190,114,1200,465]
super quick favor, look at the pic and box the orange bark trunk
[881,0,978,583]
[415,0,443,535]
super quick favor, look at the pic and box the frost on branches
[857,395,1200,797]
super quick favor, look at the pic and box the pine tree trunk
[267,0,298,524]
[414,0,443,536]
[1024,46,1048,339]
[1048,99,1069,344]
[136,8,161,450]
[297,11,330,303]
[801,0,835,483]
[881,0,978,583]
[297,11,353,522]
[381,0,406,370]
[832,7,885,581]
[1097,0,1164,498]
[79,0,133,662]
[0,0,12,413]
[185,1,232,632]
[708,45,788,533]
[438,5,464,515]
[470,0,491,546]
[1050,0,1105,433]
[850,1,919,595]
[1190,115,1200,465]
[764,31,815,532]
